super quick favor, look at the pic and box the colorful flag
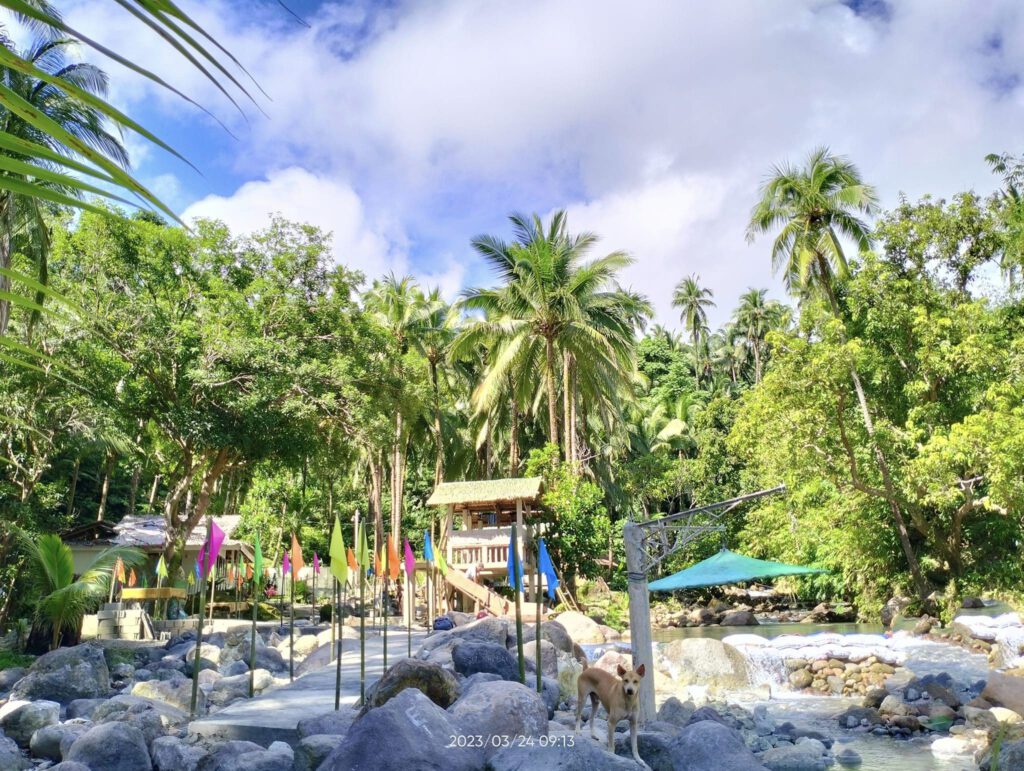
[155,555,168,580]
[202,520,226,578]
[226,564,235,583]
[403,537,415,578]
[538,538,559,600]
[506,531,523,591]
[357,524,370,570]
[435,546,448,577]
[313,552,320,575]
[128,567,137,587]
[114,557,126,583]
[246,562,253,581]
[282,551,291,577]
[387,535,400,580]
[187,568,195,586]
[253,532,264,586]
[329,516,348,585]
[193,559,201,585]
[423,531,434,563]
[290,533,305,576]
[346,547,357,574]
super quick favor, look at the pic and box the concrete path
[189,625,429,746]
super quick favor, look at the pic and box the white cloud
[61,0,1024,325]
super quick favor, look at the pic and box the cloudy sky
[58,0,1024,326]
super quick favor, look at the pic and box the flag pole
[359,567,366,705]
[511,524,525,684]
[382,537,388,670]
[407,568,412,658]
[334,576,343,710]
[207,558,217,625]
[249,568,260,697]
[331,577,336,663]
[190,517,212,719]
[535,541,542,694]
[289,556,295,682]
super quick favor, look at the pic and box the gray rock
[294,734,343,771]
[29,721,90,761]
[994,738,1024,771]
[220,660,249,677]
[9,645,110,704]
[132,678,207,714]
[720,610,759,626]
[0,733,31,770]
[151,735,208,771]
[835,706,882,728]
[656,697,695,727]
[668,719,768,771]
[48,763,91,771]
[760,738,829,770]
[539,676,561,718]
[319,688,482,770]
[0,667,27,691]
[93,694,188,747]
[419,616,511,654]
[452,640,520,681]
[489,738,637,770]
[447,680,548,758]
[66,721,152,771]
[614,729,675,770]
[362,658,461,712]
[522,620,574,654]
[0,699,60,746]
[208,670,273,706]
[685,706,733,728]
[193,739,292,771]
[295,709,357,739]
[111,662,136,679]
[523,639,559,678]
[835,747,862,766]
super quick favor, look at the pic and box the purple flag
[313,552,320,574]
[282,551,290,577]
[201,520,226,577]
[403,537,415,578]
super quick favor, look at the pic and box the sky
[51,0,1024,327]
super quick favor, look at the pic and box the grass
[0,650,35,670]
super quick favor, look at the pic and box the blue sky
[56,0,1024,326]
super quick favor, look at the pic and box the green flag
[435,546,448,577]
[155,555,168,579]
[329,515,348,584]
[253,532,264,587]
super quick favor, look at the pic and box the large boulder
[362,658,461,711]
[667,719,767,771]
[0,733,30,770]
[659,638,750,689]
[29,721,91,761]
[65,721,152,771]
[9,645,110,704]
[294,734,343,771]
[523,639,559,678]
[151,735,208,771]
[614,730,676,770]
[195,740,292,771]
[447,680,548,759]
[418,616,510,656]
[452,640,520,681]
[656,697,695,728]
[92,695,188,747]
[0,699,60,746]
[0,667,27,692]
[552,612,605,644]
[720,610,759,626]
[219,635,287,674]
[132,678,207,714]
[983,672,1024,716]
[208,670,273,707]
[759,738,830,770]
[488,737,637,769]
[295,709,357,739]
[522,621,574,654]
[318,688,482,771]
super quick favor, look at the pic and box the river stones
[447,680,548,759]
[65,721,152,771]
[0,699,60,746]
[658,638,750,689]
[983,671,1024,715]
[656,696,695,727]
[151,735,208,771]
[522,620,574,654]
[0,734,30,770]
[489,737,638,770]
[759,738,829,771]
[9,644,110,704]
[294,734,344,771]
[552,612,605,644]
[296,709,357,739]
[667,719,768,771]
[363,658,461,711]
[29,721,91,761]
[452,640,520,681]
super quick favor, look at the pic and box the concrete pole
[623,521,655,724]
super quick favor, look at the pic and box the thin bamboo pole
[190,518,212,718]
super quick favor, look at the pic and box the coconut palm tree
[733,289,785,383]
[672,275,714,389]
[416,288,462,485]
[0,33,128,336]
[22,533,144,650]
[747,148,928,599]
[463,211,648,456]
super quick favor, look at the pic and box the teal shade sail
[648,548,824,591]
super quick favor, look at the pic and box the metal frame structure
[623,485,786,722]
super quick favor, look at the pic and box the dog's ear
[616,664,627,677]
[635,663,646,677]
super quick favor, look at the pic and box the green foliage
[0,650,34,670]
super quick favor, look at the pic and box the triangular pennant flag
[388,535,400,580]
[193,559,201,585]
[246,562,253,581]
[155,555,168,579]
[187,568,195,586]
[435,546,448,577]
[203,520,226,578]
[290,533,305,576]
[347,546,357,573]
[127,567,137,587]
[403,538,415,577]
[329,516,348,585]
[313,552,320,575]
[538,538,559,600]
[423,531,435,563]
[282,550,291,577]
[226,564,235,583]
[506,531,523,592]
[115,557,126,583]
[357,524,370,570]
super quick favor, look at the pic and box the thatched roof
[427,478,543,509]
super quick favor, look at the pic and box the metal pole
[624,521,655,724]
[190,518,211,719]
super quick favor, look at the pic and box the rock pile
[783,654,897,696]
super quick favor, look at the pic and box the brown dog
[574,661,649,768]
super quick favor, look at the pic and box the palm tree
[0,34,128,336]
[416,288,461,486]
[672,275,714,389]
[463,211,647,457]
[733,289,785,383]
[747,148,927,599]
[22,533,144,650]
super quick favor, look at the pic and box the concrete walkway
[189,625,429,746]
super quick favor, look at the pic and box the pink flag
[282,550,290,577]
[313,552,320,574]
[201,520,226,578]
[403,537,415,578]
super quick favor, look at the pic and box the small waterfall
[995,626,1024,669]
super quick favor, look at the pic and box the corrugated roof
[427,477,543,507]
[111,515,243,548]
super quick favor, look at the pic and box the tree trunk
[0,198,11,338]
[370,452,384,548]
[562,349,572,459]
[148,473,161,512]
[97,451,116,522]
[569,356,578,464]
[818,258,928,600]
[65,457,80,518]
[544,336,559,449]
[127,464,141,515]
[391,412,403,536]
[430,360,444,486]
[753,340,763,383]
[508,403,519,476]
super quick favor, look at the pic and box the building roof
[63,515,244,551]
[427,478,543,508]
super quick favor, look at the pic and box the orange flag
[127,567,137,587]
[290,533,305,576]
[115,557,126,583]
[246,563,253,581]
[387,535,400,580]
[226,564,235,582]
[346,546,357,573]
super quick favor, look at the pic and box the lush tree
[672,274,714,388]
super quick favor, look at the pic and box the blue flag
[423,531,435,563]
[538,538,559,600]
[506,532,524,592]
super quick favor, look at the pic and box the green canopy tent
[647,548,824,591]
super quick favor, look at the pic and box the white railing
[449,526,511,570]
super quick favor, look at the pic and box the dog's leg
[630,716,650,769]
[574,689,584,735]
[589,693,600,739]
[607,714,616,754]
